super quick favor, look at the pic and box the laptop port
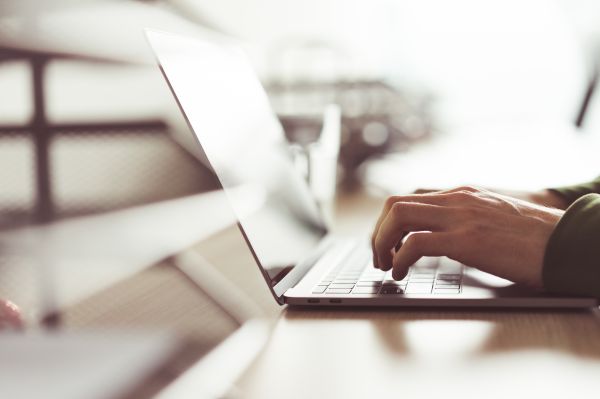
[329,299,342,303]
[307,299,320,304]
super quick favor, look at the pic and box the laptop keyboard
[312,245,463,295]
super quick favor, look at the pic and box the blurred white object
[308,104,341,226]
[174,250,265,323]
[156,320,271,399]
[0,189,257,322]
[0,330,178,399]
[0,1,220,64]
[365,119,600,194]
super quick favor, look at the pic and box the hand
[371,186,564,288]
[415,187,569,210]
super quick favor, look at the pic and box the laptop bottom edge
[284,295,597,309]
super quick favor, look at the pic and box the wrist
[531,190,568,210]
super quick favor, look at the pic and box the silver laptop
[146,29,596,309]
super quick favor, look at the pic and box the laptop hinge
[272,235,336,299]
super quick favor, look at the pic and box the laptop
[145,29,596,309]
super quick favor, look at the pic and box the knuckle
[451,191,473,202]
[390,201,405,216]
[403,234,423,252]
[459,185,479,193]
[384,196,400,209]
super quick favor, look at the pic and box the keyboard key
[436,279,461,285]
[405,283,433,294]
[360,273,385,281]
[414,257,439,268]
[382,281,407,287]
[359,277,385,282]
[435,284,460,289]
[326,288,352,294]
[312,285,328,294]
[410,277,435,283]
[437,258,463,273]
[333,279,358,284]
[437,274,461,280]
[352,287,380,294]
[329,283,355,289]
[410,270,435,277]
[380,286,405,295]
[433,288,460,294]
[356,281,382,287]
[383,278,408,285]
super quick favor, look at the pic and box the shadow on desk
[284,307,600,359]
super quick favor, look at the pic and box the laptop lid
[145,29,328,303]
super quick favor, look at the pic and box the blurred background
[3,0,600,224]
[3,0,600,396]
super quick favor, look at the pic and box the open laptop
[145,29,596,308]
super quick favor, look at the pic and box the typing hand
[371,186,563,287]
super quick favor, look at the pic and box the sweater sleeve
[543,193,600,297]
[548,176,600,206]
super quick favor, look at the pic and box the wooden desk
[236,307,600,398]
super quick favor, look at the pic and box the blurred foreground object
[0,299,23,330]
[0,190,243,325]
[155,320,272,399]
[0,0,221,224]
[0,330,179,399]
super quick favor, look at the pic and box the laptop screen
[147,30,327,289]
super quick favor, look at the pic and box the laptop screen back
[146,30,327,291]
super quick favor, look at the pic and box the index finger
[370,193,455,267]
[373,202,455,270]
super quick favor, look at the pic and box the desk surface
[237,307,600,398]
[226,189,600,398]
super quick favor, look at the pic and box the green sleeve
[549,176,600,206]
[543,193,600,297]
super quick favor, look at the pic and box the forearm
[529,189,569,209]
